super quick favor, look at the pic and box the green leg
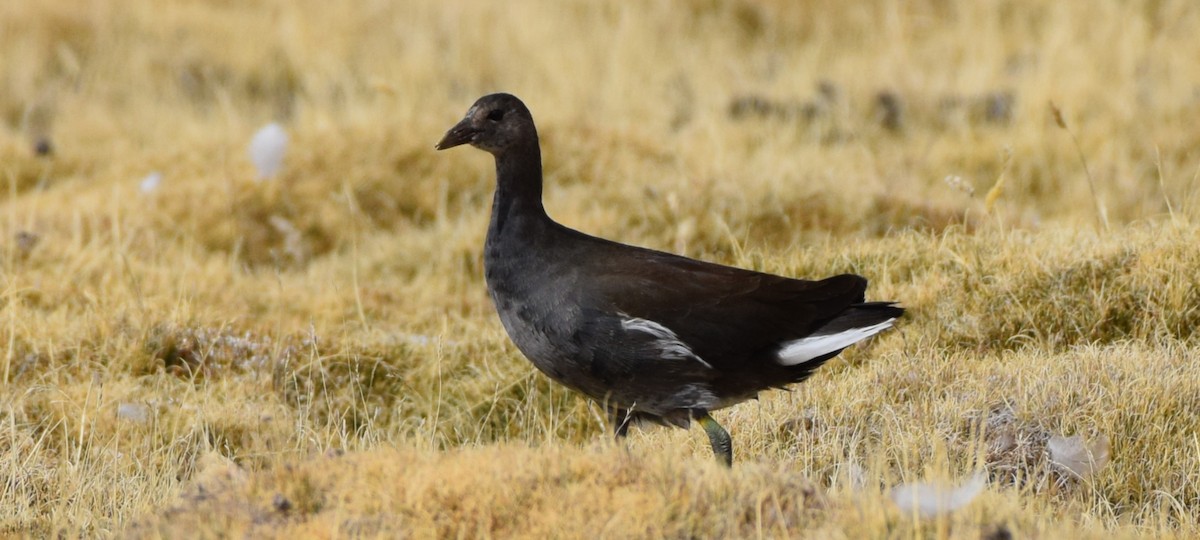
[696,411,733,467]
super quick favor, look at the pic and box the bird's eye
[486,109,505,122]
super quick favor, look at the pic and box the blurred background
[5,0,1199,252]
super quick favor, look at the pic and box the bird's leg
[615,419,631,438]
[607,403,633,439]
[613,410,632,438]
[695,410,733,467]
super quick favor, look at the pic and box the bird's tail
[775,302,903,367]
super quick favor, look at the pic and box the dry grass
[3,0,1200,537]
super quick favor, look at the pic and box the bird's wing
[576,240,868,367]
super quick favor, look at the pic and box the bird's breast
[483,247,589,381]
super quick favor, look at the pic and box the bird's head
[435,93,537,156]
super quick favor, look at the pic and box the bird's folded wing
[579,245,869,365]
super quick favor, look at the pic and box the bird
[436,93,902,466]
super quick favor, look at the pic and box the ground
[2,0,1199,537]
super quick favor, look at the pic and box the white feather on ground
[139,171,163,193]
[1048,434,1110,479]
[249,122,288,179]
[117,402,150,423]
[890,472,987,518]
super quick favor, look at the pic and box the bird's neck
[489,142,549,237]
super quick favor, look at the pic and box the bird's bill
[435,118,478,150]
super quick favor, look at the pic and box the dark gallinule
[436,93,903,466]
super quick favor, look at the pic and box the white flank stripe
[776,318,897,366]
[621,317,713,369]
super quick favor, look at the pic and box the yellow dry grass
[3,0,1200,537]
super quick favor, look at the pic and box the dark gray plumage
[436,93,902,465]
